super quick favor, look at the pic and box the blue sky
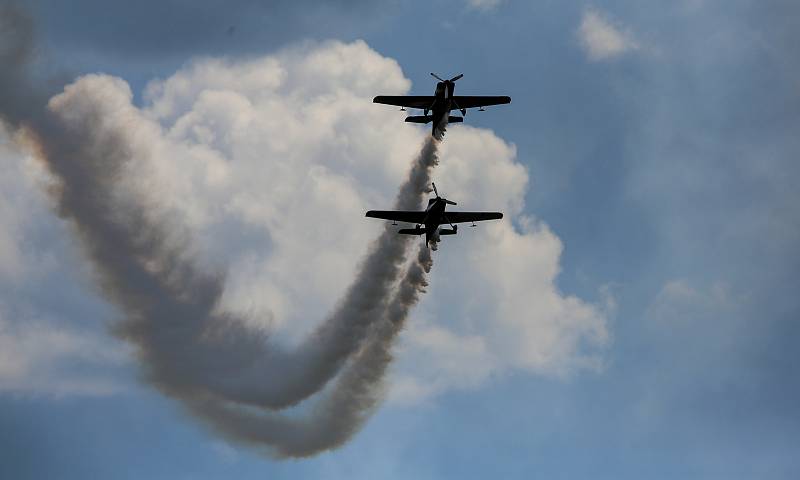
[1,0,799,478]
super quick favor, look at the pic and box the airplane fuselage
[428,81,456,137]
[419,197,455,247]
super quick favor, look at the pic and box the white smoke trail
[1,3,439,456]
[199,137,439,408]
[185,245,434,458]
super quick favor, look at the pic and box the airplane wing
[366,210,427,224]
[373,96,435,109]
[450,96,511,110]
[443,211,503,223]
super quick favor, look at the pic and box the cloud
[646,279,737,327]
[577,7,639,61]
[389,128,610,403]
[134,40,417,340]
[4,26,436,453]
[0,127,50,281]
[124,40,609,404]
[2,38,608,407]
[0,306,128,395]
[390,323,495,405]
[466,0,504,11]
[0,118,127,397]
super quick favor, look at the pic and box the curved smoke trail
[186,245,434,458]
[1,3,438,456]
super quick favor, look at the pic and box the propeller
[431,182,457,205]
[430,73,464,83]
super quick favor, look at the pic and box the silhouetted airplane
[366,183,503,248]
[373,73,511,137]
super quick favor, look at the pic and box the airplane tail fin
[447,116,464,123]
[405,115,434,124]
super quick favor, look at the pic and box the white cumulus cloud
[2,39,609,403]
[578,8,639,61]
[128,40,610,403]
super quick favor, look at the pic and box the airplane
[366,183,503,248]
[373,73,511,137]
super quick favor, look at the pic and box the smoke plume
[186,245,434,458]
[1,3,438,457]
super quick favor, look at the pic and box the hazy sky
[1,0,799,478]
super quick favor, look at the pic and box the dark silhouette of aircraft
[366,183,503,248]
[373,73,511,137]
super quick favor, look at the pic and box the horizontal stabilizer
[405,115,434,124]
[398,228,425,235]
[447,116,464,123]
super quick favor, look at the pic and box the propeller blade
[444,199,457,205]
[431,182,439,197]
[450,73,463,82]
[430,72,445,82]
